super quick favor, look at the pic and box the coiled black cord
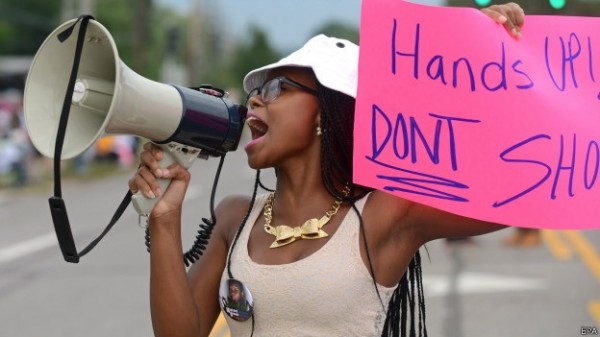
[183,217,214,267]
[145,155,227,267]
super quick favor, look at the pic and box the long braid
[415,251,428,337]
[317,82,427,337]
[317,82,368,201]
[226,169,262,279]
[381,251,426,337]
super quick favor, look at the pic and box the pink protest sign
[354,0,600,229]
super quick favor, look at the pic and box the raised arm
[128,142,232,337]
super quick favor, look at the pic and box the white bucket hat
[243,34,359,98]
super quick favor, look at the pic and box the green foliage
[0,1,380,106]
[92,0,175,80]
[95,0,160,78]
[149,7,188,80]
[231,27,281,85]
[0,0,362,102]
[202,26,282,98]
[95,1,135,65]
[0,1,61,55]
[311,21,360,44]
[0,22,15,49]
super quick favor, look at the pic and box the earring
[316,126,322,136]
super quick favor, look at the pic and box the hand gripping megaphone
[23,17,247,216]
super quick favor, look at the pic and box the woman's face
[244,67,320,169]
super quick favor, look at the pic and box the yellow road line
[545,230,600,325]
[563,231,600,283]
[208,313,230,337]
[589,301,600,326]
[561,231,600,324]
[542,230,573,260]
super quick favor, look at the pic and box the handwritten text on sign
[354,0,600,229]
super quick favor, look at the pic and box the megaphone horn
[24,18,247,215]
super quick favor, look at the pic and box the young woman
[129,3,526,336]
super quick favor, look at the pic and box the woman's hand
[128,142,191,218]
[481,2,525,39]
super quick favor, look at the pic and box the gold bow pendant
[262,189,348,249]
[267,217,329,248]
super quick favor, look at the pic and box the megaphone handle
[131,143,198,216]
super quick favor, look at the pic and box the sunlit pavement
[423,229,600,337]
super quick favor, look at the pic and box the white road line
[0,232,57,264]
[424,272,547,297]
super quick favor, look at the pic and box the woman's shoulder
[217,193,270,214]
[363,190,412,219]
[361,190,416,236]
[218,193,253,209]
[215,193,266,244]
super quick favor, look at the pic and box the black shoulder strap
[49,15,131,263]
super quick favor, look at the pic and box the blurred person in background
[501,228,541,247]
[0,96,32,187]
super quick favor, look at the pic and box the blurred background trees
[0,0,362,96]
[0,0,362,186]
[2,0,595,96]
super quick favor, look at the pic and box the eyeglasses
[246,76,318,106]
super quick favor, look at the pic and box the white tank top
[219,193,396,337]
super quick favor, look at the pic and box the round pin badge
[219,278,254,322]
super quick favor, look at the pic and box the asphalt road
[1,133,599,337]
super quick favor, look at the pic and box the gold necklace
[263,187,349,248]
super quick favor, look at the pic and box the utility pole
[80,0,96,16]
[133,0,151,73]
[187,0,203,86]
[61,0,75,21]
[62,0,95,20]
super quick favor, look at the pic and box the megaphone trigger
[131,142,201,216]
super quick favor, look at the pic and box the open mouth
[246,116,268,140]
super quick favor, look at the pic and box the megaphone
[23,18,247,215]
